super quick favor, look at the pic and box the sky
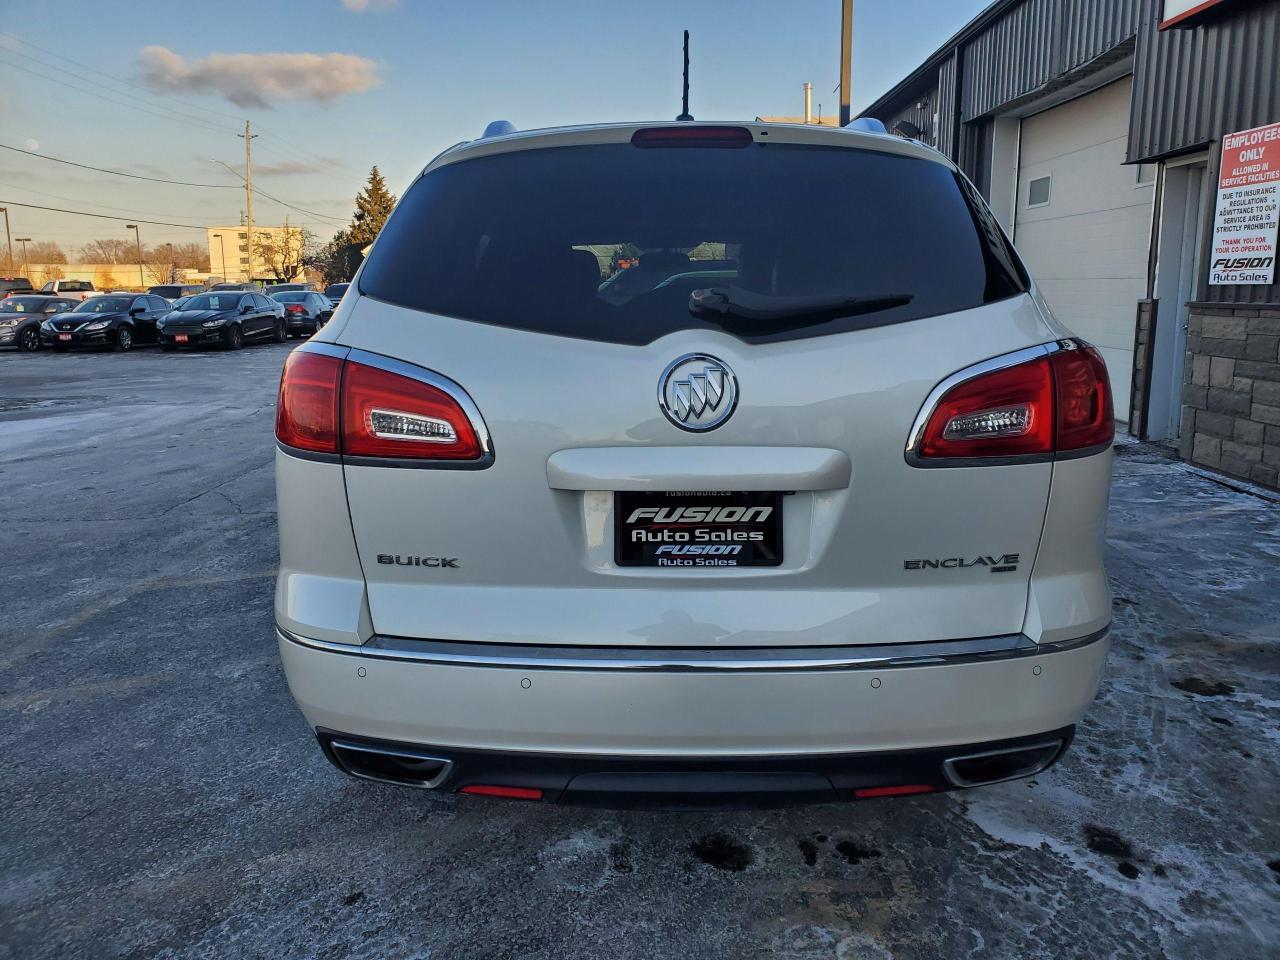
[0,0,989,256]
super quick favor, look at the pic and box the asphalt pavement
[1,343,1277,960]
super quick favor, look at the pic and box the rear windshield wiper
[689,286,913,332]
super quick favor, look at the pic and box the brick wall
[1180,304,1280,489]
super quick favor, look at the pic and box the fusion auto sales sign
[1209,121,1279,286]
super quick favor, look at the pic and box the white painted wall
[1014,77,1152,419]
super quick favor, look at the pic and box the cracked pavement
[1,344,1277,959]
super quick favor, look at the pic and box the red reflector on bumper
[458,784,543,800]
[853,784,936,799]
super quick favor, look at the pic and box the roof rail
[481,120,517,139]
[845,117,888,135]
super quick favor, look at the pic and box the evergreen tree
[348,166,397,247]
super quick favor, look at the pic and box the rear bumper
[278,626,1108,761]
[315,725,1076,808]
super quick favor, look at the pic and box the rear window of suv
[360,141,1027,345]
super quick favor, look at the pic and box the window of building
[238,233,247,240]
[1027,175,1051,207]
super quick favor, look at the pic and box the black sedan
[157,291,286,350]
[323,283,349,303]
[39,294,170,351]
[0,296,78,351]
[269,291,333,337]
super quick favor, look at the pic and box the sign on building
[1208,121,1279,286]
[1160,0,1232,30]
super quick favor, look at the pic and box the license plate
[615,491,783,567]
[58,333,72,341]
[175,334,188,343]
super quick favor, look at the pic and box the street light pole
[165,243,175,282]
[126,224,144,289]
[839,0,853,127]
[15,237,31,278]
[0,207,13,274]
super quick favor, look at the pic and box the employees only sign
[1209,121,1280,286]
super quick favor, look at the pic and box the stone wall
[1180,303,1280,489]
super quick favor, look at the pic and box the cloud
[341,0,399,11]
[139,46,379,108]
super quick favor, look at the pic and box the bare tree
[169,242,210,272]
[257,228,314,281]
[33,264,65,286]
[79,238,135,263]
[26,241,67,264]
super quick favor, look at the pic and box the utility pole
[0,207,13,274]
[213,233,226,282]
[15,237,31,278]
[126,224,144,288]
[839,0,853,127]
[239,120,257,285]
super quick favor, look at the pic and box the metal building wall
[1128,0,1280,305]
[936,52,961,158]
[1058,0,1144,73]
[882,86,940,146]
[962,0,1057,120]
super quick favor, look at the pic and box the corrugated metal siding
[1059,0,1144,72]
[1129,0,1280,305]
[884,86,939,146]
[936,52,960,158]
[961,0,1057,120]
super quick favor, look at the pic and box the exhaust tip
[943,740,1063,788]
[329,739,454,789]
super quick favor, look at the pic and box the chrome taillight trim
[904,338,1080,469]
[280,342,495,470]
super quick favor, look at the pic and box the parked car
[209,281,260,291]
[269,291,332,337]
[265,282,317,295]
[273,120,1115,807]
[323,282,349,304]
[0,295,78,351]
[1,276,34,296]
[39,293,169,351]
[38,279,96,301]
[148,283,206,302]
[157,291,285,350]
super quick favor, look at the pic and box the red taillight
[275,351,342,454]
[458,784,544,800]
[285,303,305,314]
[853,784,937,799]
[341,361,482,460]
[631,126,753,148]
[276,352,485,462]
[914,342,1113,462]
[1052,345,1114,450]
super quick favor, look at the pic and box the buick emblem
[658,353,738,432]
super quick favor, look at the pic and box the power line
[0,142,240,188]
[0,199,209,230]
[0,180,215,222]
[0,57,239,138]
[210,163,348,223]
[1,32,354,177]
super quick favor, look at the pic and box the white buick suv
[274,120,1114,808]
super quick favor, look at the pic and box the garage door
[1015,77,1152,420]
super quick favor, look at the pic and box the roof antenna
[676,30,694,121]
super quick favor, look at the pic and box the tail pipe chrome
[327,739,454,789]
[942,739,1064,788]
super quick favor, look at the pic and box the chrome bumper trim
[276,625,1109,673]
